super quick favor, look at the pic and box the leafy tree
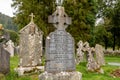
[7,30,19,45]
[97,0,120,50]
[0,12,17,31]
[12,0,98,46]
[64,0,98,46]
[94,24,112,49]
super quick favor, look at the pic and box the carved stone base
[39,71,82,80]
[15,66,44,76]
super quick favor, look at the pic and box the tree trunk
[113,33,116,51]
[104,36,108,50]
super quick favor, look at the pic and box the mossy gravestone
[15,13,44,76]
[39,1,82,80]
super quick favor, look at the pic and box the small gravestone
[39,1,82,80]
[76,40,84,64]
[15,13,44,76]
[14,45,19,55]
[6,40,14,57]
[95,44,105,66]
[0,24,10,75]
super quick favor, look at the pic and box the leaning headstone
[82,42,104,73]
[5,40,14,57]
[87,47,103,73]
[39,1,82,80]
[15,13,44,76]
[0,24,10,75]
[95,44,105,66]
[76,40,84,64]
[82,42,90,61]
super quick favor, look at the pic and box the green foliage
[64,0,98,46]
[7,30,19,45]
[0,12,18,31]
[94,25,113,48]
[12,0,55,36]
[96,0,120,50]
[12,0,98,46]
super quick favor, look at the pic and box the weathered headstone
[15,13,44,76]
[82,42,104,73]
[39,1,82,80]
[14,45,19,55]
[82,42,90,61]
[46,8,75,73]
[0,24,10,75]
[5,40,14,57]
[86,47,103,73]
[95,44,105,66]
[76,40,84,64]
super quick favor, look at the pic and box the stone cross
[39,3,82,80]
[29,13,35,22]
[48,6,71,30]
[46,6,75,73]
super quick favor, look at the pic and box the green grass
[105,56,120,63]
[77,62,120,80]
[4,56,39,80]
[0,56,120,80]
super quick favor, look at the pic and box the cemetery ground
[0,55,120,80]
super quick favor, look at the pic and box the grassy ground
[0,56,120,80]
[105,56,120,63]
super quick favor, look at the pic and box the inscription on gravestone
[46,6,75,73]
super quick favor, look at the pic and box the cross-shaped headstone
[48,6,71,30]
[29,13,35,22]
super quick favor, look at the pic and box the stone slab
[45,30,75,73]
[15,66,44,76]
[39,71,82,80]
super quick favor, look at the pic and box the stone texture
[46,6,75,73]
[95,44,105,66]
[19,17,43,67]
[14,45,19,54]
[15,66,44,76]
[39,71,82,80]
[39,4,81,80]
[83,42,104,73]
[6,40,14,57]
[0,26,10,74]
[16,13,43,76]
[86,47,103,73]
[76,40,84,64]
[0,44,10,74]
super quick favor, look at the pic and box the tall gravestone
[0,24,10,75]
[39,1,82,80]
[15,13,44,76]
